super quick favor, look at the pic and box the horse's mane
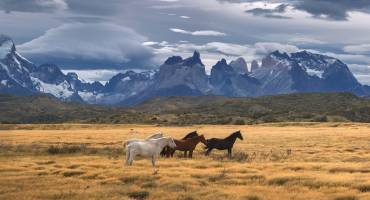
[182,131,198,140]
[224,131,240,140]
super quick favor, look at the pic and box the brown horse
[160,131,199,157]
[166,135,207,158]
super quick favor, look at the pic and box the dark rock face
[32,64,66,84]
[250,60,259,73]
[229,57,248,74]
[210,58,260,96]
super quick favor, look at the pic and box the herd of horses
[124,131,243,173]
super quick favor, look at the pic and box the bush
[234,119,245,125]
[312,115,327,122]
[127,191,149,200]
[244,195,262,200]
[357,184,370,193]
[47,144,86,154]
[334,196,358,200]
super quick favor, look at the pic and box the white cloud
[289,36,327,44]
[343,44,370,54]
[169,28,226,36]
[254,42,299,55]
[18,23,154,68]
[62,69,125,83]
[142,41,159,46]
[180,15,191,19]
[348,64,370,85]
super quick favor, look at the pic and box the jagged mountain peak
[230,57,248,74]
[183,51,204,66]
[250,60,259,73]
[213,58,232,72]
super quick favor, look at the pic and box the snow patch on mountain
[306,68,324,78]
[31,77,73,99]
[1,80,7,86]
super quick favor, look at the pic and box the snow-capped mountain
[250,50,365,95]
[0,35,103,102]
[1,35,369,106]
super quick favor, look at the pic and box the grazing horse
[160,131,198,157]
[205,131,243,158]
[125,137,176,174]
[167,135,207,158]
[123,132,163,148]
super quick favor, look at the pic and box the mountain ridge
[1,35,370,105]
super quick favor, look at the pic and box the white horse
[123,132,163,148]
[125,137,176,174]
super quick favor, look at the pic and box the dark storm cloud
[294,0,370,21]
[220,0,370,21]
[245,4,291,19]
[64,0,123,16]
[0,0,67,13]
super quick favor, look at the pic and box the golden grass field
[1,123,370,200]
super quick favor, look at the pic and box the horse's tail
[123,141,128,148]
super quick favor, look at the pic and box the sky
[1,0,370,84]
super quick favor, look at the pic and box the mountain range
[1,35,369,106]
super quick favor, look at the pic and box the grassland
[1,123,370,200]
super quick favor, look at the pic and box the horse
[123,132,163,148]
[166,135,207,158]
[160,131,198,157]
[125,137,176,174]
[205,131,243,158]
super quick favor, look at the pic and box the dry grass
[1,123,370,200]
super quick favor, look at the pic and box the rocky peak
[183,51,203,66]
[250,60,259,73]
[229,57,248,74]
[212,58,234,73]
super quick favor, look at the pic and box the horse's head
[235,130,243,140]
[168,137,176,148]
[198,135,207,145]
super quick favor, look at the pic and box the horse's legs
[205,147,213,156]
[128,150,135,165]
[227,148,232,159]
[152,155,158,175]
[189,150,193,158]
[125,148,130,166]
[170,149,175,157]
[184,151,187,158]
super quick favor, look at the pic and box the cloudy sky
[1,0,370,84]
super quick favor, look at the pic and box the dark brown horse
[160,131,198,157]
[205,131,243,158]
[166,135,207,158]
